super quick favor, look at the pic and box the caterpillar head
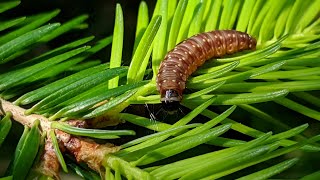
[161,89,182,113]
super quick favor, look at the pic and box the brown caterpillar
[156,30,257,111]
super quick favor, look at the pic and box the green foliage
[0,45,89,91]
[0,10,60,46]
[25,66,126,115]
[51,122,135,139]
[131,124,231,166]
[301,170,320,180]
[0,112,12,147]
[50,81,146,120]
[0,17,26,32]
[6,120,40,180]
[151,0,168,76]
[236,158,299,180]
[0,0,319,179]
[0,23,60,63]
[133,1,149,53]
[0,1,20,13]
[14,62,108,106]
[0,176,12,180]
[108,4,124,89]
[127,15,161,83]
[82,88,141,119]
[68,163,100,180]
[49,130,68,173]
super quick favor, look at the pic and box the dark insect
[156,30,257,111]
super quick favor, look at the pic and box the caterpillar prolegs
[156,30,257,111]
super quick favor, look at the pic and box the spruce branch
[0,98,51,131]
[0,98,120,178]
